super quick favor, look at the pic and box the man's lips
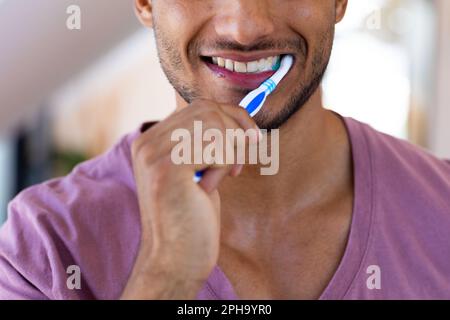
[204,60,276,90]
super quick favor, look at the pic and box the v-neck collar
[205,116,375,300]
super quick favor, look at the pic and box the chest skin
[218,194,353,300]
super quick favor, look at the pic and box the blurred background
[0,0,449,224]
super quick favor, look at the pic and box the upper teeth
[211,56,281,73]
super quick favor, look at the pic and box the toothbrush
[238,54,294,116]
[194,55,294,183]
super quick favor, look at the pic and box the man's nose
[213,0,276,47]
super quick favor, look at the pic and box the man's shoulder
[346,116,450,220]
[11,129,140,216]
[349,117,450,188]
[348,117,450,230]
[0,130,141,299]
[344,119,450,298]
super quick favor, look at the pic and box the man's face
[139,0,347,129]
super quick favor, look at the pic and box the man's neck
[219,90,352,219]
[174,89,353,219]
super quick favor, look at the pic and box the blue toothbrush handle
[193,89,267,183]
[193,55,293,183]
[193,170,204,183]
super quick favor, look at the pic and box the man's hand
[121,100,259,299]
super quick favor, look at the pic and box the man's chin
[253,111,288,131]
[253,90,313,130]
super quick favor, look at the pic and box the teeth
[210,55,282,74]
[257,59,265,71]
[225,59,234,71]
[247,61,258,73]
[234,61,247,73]
[217,57,225,68]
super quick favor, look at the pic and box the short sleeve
[0,129,143,300]
[0,183,97,300]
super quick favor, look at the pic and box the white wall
[0,0,141,136]
[429,0,450,158]
[50,29,176,155]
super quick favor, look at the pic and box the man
[1,0,450,300]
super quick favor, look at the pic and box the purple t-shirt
[1,117,450,300]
